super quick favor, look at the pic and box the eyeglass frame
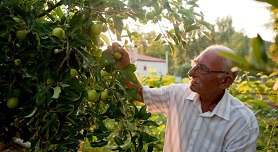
[190,60,231,75]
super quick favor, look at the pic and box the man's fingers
[112,42,125,53]
[107,45,114,55]
[112,42,121,48]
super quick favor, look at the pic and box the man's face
[187,51,225,95]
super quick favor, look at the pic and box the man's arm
[225,126,259,152]
[107,42,144,103]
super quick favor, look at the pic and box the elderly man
[108,42,259,152]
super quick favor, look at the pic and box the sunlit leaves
[230,72,278,108]
[251,34,268,64]
[113,16,124,41]
[52,86,61,99]
[218,34,275,74]
[178,8,196,20]
[255,0,278,8]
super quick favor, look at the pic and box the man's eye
[200,66,207,72]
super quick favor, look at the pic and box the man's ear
[219,75,234,89]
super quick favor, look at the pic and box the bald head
[199,45,238,78]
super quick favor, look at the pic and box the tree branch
[37,1,63,18]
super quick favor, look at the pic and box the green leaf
[127,121,136,131]
[24,107,37,118]
[218,51,252,67]
[55,104,74,113]
[90,140,108,147]
[92,130,111,140]
[60,83,70,87]
[83,15,93,27]
[255,0,278,8]
[140,132,157,143]
[139,105,147,117]
[148,143,154,152]
[173,13,183,22]
[121,64,140,85]
[113,16,124,41]
[142,120,159,127]
[166,31,179,44]
[72,33,92,46]
[248,99,268,108]
[178,8,196,19]
[55,6,64,19]
[185,24,200,32]
[141,112,151,120]
[197,20,213,30]
[34,89,47,106]
[154,33,162,41]
[99,34,110,46]
[168,41,176,54]
[100,50,115,65]
[173,24,182,42]
[133,104,139,119]
[186,1,199,7]
[114,136,124,145]
[140,0,153,6]
[164,2,173,12]
[40,119,53,133]
[251,34,268,64]
[181,40,187,49]
[202,31,212,40]
[65,116,76,125]
[97,120,109,132]
[183,18,195,26]
[131,4,140,13]
[52,86,61,99]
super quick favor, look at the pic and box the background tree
[215,16,235,43]
[269,6,278,57]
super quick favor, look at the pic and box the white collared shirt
[143,84,259,152]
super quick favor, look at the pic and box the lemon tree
[0,0,210,151]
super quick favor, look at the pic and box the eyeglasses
[190,60,231,75]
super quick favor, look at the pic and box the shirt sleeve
[225,125,259,152]
[142,85,172,115]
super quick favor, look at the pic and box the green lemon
[52,27,65,40]
[16,30,27,40]
[46,78,54,85]
[100,91,109,100]
[7,97,19,109]
[87,90,98,101]
[14,59,21,66]
[146,12,155,20]
[114,51,122,59]
[70,69,78,78]
[96,49,103,58]
[91,23,103,35]
[92,35,100,46]
[102,24,108,32]
[0,31,8,39]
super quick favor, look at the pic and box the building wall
[135,60,168,76]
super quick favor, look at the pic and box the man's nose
[187,66,197,77]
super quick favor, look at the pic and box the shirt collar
[186,89,231,121]
[210,89,231,121]
[187,91,196,100]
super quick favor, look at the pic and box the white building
[128,46,168,76]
